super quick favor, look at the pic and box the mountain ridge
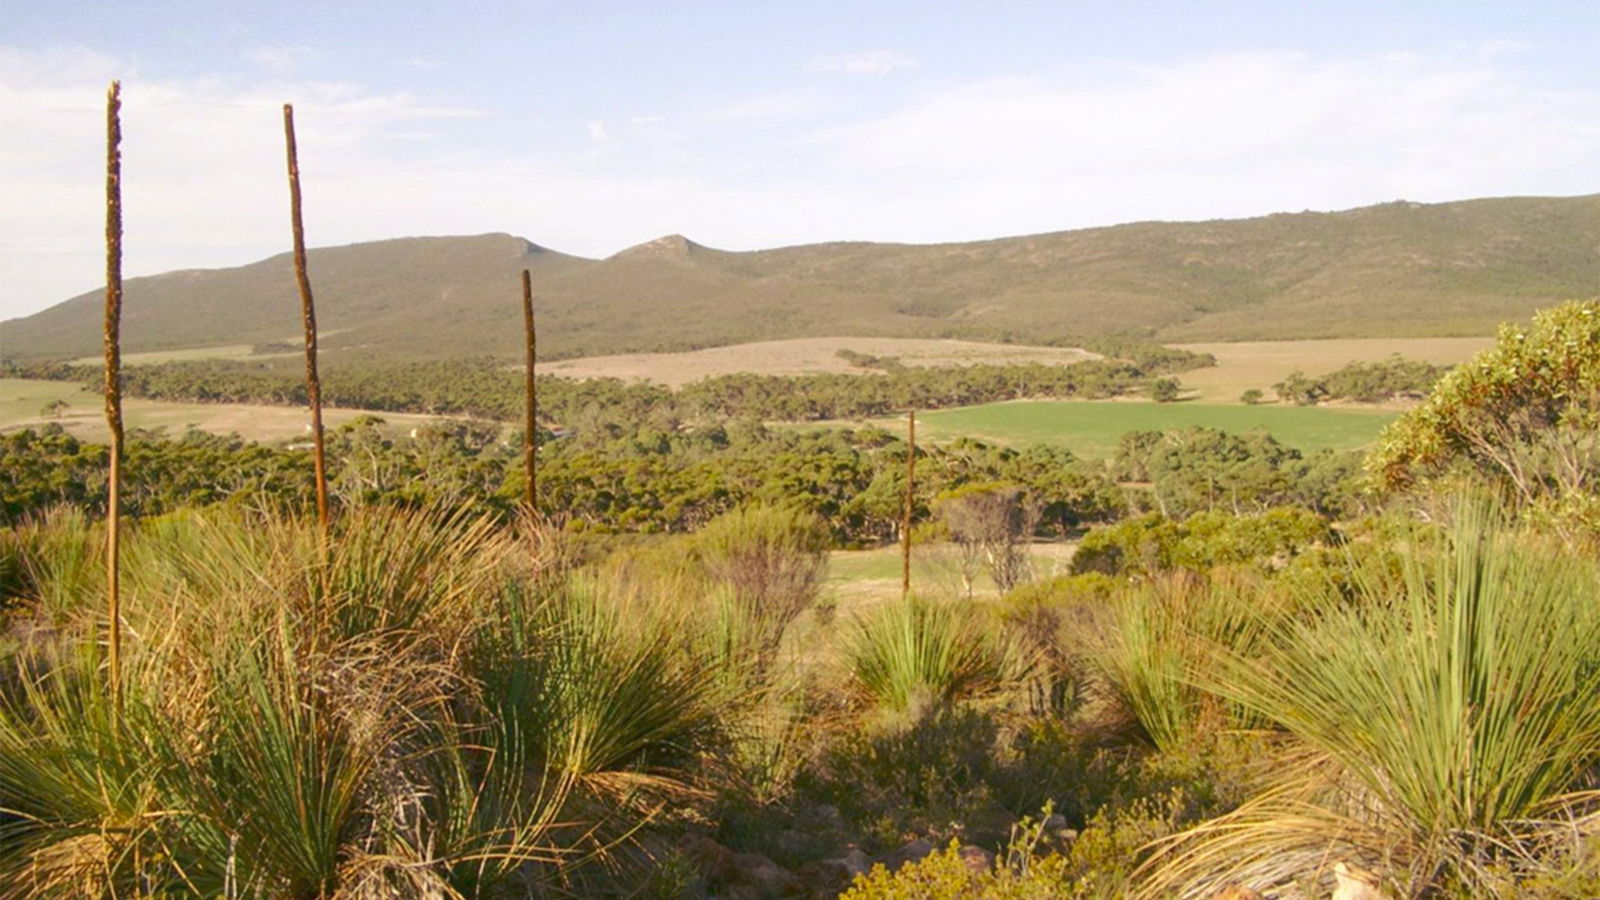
[3,194,1596,363]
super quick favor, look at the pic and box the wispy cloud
[814,48,1600,227]
[0,46,494,315]
[243,45,310,74]
[707,90,823,120]
[807,50,917,76]
[3,42,1595,321]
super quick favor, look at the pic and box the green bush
[1071,507,1331,577]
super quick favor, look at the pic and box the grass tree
[101,80,124,715]
[521,268,538,512]
[282,103,330,545]
[1136,504,1600,897]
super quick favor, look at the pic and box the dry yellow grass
[1,377,462,444]
[539,336,1099,387]
[1170,336,1494,402]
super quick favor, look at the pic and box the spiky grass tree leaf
[842,595,1024,716]
[1137,506,1600,897]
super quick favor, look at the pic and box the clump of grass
[0,505,732,898]
[1136,505,1600,897]
[1088,573,1274,753]
[843,596,1022,717]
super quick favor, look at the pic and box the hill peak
[610,234,704,261]
[2,194,1593,363]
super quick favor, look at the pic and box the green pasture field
[892,400,1398,457]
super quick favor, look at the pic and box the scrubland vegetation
[2,300,1596,898]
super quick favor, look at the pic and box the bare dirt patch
[2,378,474,444]
[1170,336,1494,403]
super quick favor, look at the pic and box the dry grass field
[66,343,301,367]
[540,336,1099,386]
[1,378,459,444]
[1171,336,1494,402]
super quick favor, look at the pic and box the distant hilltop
[3,193,1596,363]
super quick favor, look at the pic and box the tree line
[3,344,1214,426]
[3,414,1365,545]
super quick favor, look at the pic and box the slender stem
[103,80,124,718]
[902,409,916,601]
[521,269,538,512]
[283,104,330,545]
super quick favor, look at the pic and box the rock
[957,844,995,873]
[801,803,845,831]
[681,833,737,884]
[1208,886,1266,900]
[963,808,1020,846]
[730,851,803,898]
[876,838,934,873]
[795,858,856,895]
[835,847,870,877]
[1333,861,1385,900]
[1042,813,1069,831]
[769,828,823,864]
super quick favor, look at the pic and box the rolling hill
[3,194,1596,363]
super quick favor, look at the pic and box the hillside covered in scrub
[3,194,1596,362]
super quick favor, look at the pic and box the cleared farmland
[1171,336,1494,402]
[0,378,461,444]
[540,336,1100,387]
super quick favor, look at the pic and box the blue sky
[2,1,1597,319]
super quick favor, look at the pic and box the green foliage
[1088,575,1281,752]
[843,597,1018,716]
[0,425,313,522]
[1,419,1131,548]
[1107,426,1366,519]
[0,505,728,898]
[1239,388,1264,405]
[842,831,1071,900]
[1148,378,1181,403]
[7,350,1197,426]
[1071,507,1333,578]
[1271,356,1452,407]
[694,504,830,635]
[1272,370,1329,406]
[1369,300,1600,543]
[1142,505,1600,896]
[1318,355,1450,402]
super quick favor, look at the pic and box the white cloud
[807,51,917,76]
[244,45,310,74]
[0,47,490,317]
[811,49,1600,232]
[706,90,823,120]
[586,119,607,142]
[2,44,1595,322]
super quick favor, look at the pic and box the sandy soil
[1168,336,1493,402]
